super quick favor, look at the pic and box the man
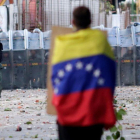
[121,48,133,86]
[1,52,11,89]
[0,42,3,97]
[29,50,42,88]
[51,6,116,140]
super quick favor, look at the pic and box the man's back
[52,28,116,129]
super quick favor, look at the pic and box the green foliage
[4,108,12,111]
[116,109,126,120]
[110,126,118,132]
[106,107,126,139]
[118,109,127,115]
[31,134,38,138]
[120,103,126,107]
[116,111,123,120]
[106,136,112,140]
[120,137,125,140]
[116,131,120,138]
[118,125,122,130]
[35,134,38,138]
[9,136,13,138]
[119,2,126,11]
[25,121,32,125]
[114,99,117,104]
[112,131,120,139]
[105,1,115,14]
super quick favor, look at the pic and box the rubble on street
[1,87,140,139]
[0,89,57,140]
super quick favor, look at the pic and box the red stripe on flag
[53,88,116,129]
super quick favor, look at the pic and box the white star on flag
[98,78,104,85]
[85,64,93,71]
[54,88,58,94]
[94,69,101,77]
[54,78,60,85]
[76,62,83,69]
[58,70,64,78]
[65,64,72,71]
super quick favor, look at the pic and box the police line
[0,26,139,89]
[0,28,50,89]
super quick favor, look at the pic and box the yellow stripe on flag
[0,0,6,6]
[52,29,114,65]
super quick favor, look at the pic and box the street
[0,87,140,139]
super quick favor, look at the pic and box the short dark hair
[73,6,91,29]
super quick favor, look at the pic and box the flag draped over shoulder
[52,28,116,129]
[0,0,6,6]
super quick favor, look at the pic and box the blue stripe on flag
[52,55,116,96]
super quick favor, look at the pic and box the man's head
[31,50,36,55]
[72,6,91,30]
[3,53,8,58]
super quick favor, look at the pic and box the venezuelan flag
[0,0,6,6]
[52,28,116,129]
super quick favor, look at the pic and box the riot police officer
[29,50,42,88]
[2,52,11,89]
[122,48,133,85]
[0,42,3,97]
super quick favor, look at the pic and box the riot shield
[13,32,25,50]
[105,27,119,85]
[43,36,51,50]
[43,31,51,47]
[136,47,140,85]
[112,46,119,86]
[13,31,27,89]
[120,28,134,86]
[28,33,40,49]
[0,32,11,89]
[135,25,140,85]
[27,50,43,88]
[1,51,12,89]
[43,31,51,88]
[120,47,134,86]
[43,50,49,88]
[105,27,117,47]
[13,51,27,89]
[0,32,9,50]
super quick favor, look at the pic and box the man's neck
[74,27,90,32]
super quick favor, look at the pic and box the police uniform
[0,43,3,97]
[2,52,11,89]
[122,50,133,85]
[13,52,26,89]
[29,51,42,88]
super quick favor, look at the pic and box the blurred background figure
[0,42,3,97]
[2,52,11,89]
[13,51,26,89]
[29,50,42,88]
[123,48,133,59]
[121,47,133,85]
